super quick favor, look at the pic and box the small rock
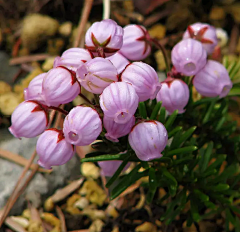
[21,14,59,51]
[81,162,100,179]
[58,22,72,37]
[0,129,80,214]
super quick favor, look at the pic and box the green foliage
[82,67,240,229]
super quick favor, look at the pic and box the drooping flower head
[119,25,151,61]
[24,73,46,104]
[106,52,130,74]
[104,115,135,142]
[85,19,123,57]
[37,129,75,169]
[121,62,161,102]
[183,22,218,54]
[98,160,130,176]
[171,38,207,76]
[156,78,189,114]
[100,82,139,124]
[53,48,93,71]
[129,120,168,161]
[9,100,48,139]
[42,66,80,107]
[63,106,102,146]
[76,57,118,94]
[193,60,232,98]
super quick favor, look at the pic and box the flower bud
[42,66,80,107]
[156,79,189,114]
[119,25,151,61]
[106,52,130,74]
[183,23,218,54]
[98,160,130,176]
[63,106,102,146]
[37,129,75,169]
[100,82,139,124]
[85,19,123,57]
[171,38,207,76]
[129,121,168,161]
[193,60,232,98]
[76,57,118,94]
[121,62,161,102]
[53,48,93,71]
[9,101,48,139]
[104,115,135,142]
[24,73,46,104]
[216,28,228,48]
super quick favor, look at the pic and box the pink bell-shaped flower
[76,57,118,94]
[119,25,151,61]
[121,62,161,102]
[63,106,102,146]
[171,38,207,76]
[24,73,46,104]
[98,160,131,176]
[104,115,135,142]
[37,129,75,169]
[183,23,218,54]
[9,100,48,139]
[129,121,168,161]
[53,48,93,71]
[100,82,139,124]
[42,66,80,107]
[193,60,232,98]
[106,52,130,74]
[85,19,123,57]
[156,78,189,114]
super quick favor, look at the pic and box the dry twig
[74,0,94,47]
[9,54,51,65]
[0,149,52,173]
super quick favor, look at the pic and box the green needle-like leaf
[162,169,177,186]
[167,146,198,156]
[81,152,128,162]
[165,110,178,131]
[106,157,130,188]
[199,142,213,173]
[228,86,240,96]
[138,102,147,118]
[203,100,216,124]
[158,107,166,123]
[150,101,162,120]
[193,189,209,202]
[168,126,182,138]
[110,164,148,199]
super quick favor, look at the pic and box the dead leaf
[135,222,157,232]
[81,163,100,179]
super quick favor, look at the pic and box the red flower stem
[149,37,170,72]
[48,106,68,115]
[79,93,93,105]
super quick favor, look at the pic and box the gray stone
[0,128,81,214]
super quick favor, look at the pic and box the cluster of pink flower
[9,19,167,171]
[170,23,232,99]
[8,19,232,173]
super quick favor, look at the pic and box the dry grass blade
[56,206,67,232]
[5,217,27,232]
[0,151,38,226]
[51,178,84,203]
[0,149,52,173]
[9,54,51,65]
[74,0,94,47]
[29,203,47,232]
